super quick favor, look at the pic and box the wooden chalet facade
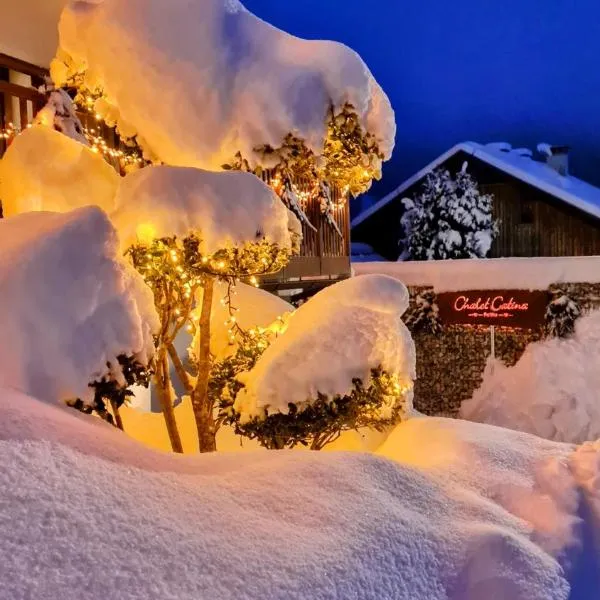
[352,142,600,261]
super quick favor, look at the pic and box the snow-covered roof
[351,141,600,228]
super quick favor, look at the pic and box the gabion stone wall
[406,283,598,417]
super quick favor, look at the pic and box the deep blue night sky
[244,0,600,201]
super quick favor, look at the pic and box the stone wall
[407,283,599,417]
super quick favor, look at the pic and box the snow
[0,125,119,217]
[0,0,67,66]
[194,280,293,360]
[352,141,600,228]
[350,241,386,262]
[110,165,299,253]
[53,0,395,170]
[0,206,158,405]
[3,387,600,599]
[235,274,415,418]
[353,255,600,292]
[460,310,600,444]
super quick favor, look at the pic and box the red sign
[437,289,548,329]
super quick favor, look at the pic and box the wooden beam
[0,80,43,103]
[0,53,48,79]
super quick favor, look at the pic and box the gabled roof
[351,141,600,228]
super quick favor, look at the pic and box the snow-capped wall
[111,165,299,253]
[0,125,119,217]
[0,207,158,404]
[354,255,600,292]
[236,274,415,417]
[53,0,395,169]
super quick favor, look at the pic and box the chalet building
[0,6,351,298]
[352,142,600,261]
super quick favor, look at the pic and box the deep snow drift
[111,165,299,253]
[53,0,395,170]
[0,207,158,404]
[461,310,600,444]
[0,125,119,217]
[3,388,600,599]
[235,274,416,418]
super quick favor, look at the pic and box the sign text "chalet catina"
[437,289,548,329]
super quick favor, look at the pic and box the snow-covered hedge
[0,207,158,405]
[53,0,395,170]
[0,125,119,217]
[461,310,600,443]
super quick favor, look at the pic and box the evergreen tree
[401,163,498,260]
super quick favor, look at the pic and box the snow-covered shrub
[52,0,394,173]
[545,291,581,338]
[0,125,120,216]
[461,310,600,443]
[0,206,158,413]
[34,87,88,145]
[230,275,416,450]
[401,164,498,260]
[113,165,300,452]
[404,288,442,334]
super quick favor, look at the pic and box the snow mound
[461,311,600,444]
[54,0,395,169]
[1,388,590,600]
[0,125,119,217]
[235,274,415,416]
[0,207,158,404]
[111,165,298,253]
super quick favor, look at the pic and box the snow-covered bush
[461,310,600,443]
[0,125,119,216]
[53,0,394,173]
[401,164,498,260]
[0,206,158,416]
[404,288,442,334]
[113,165,300,452]
[545,290,581,338]
[229,275,416,450]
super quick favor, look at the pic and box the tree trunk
[191,275,216,453]
[155,351,184,453]
[110,399,124,431]
[195,406,217,453]
[168,342,193,394]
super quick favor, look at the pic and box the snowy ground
[1,388,599,599]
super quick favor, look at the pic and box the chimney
[545,145,570,176]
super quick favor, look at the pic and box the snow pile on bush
[3,388,600,599]
[53,0,395,169]
[0,125,119,217]
[0,207,158,404]
[461,311,600,444]
[236,274,415,418]
[111,165,299,252]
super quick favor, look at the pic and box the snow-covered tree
[112,165,300,452]
[401,164,498,260]
[225,275,416,450]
